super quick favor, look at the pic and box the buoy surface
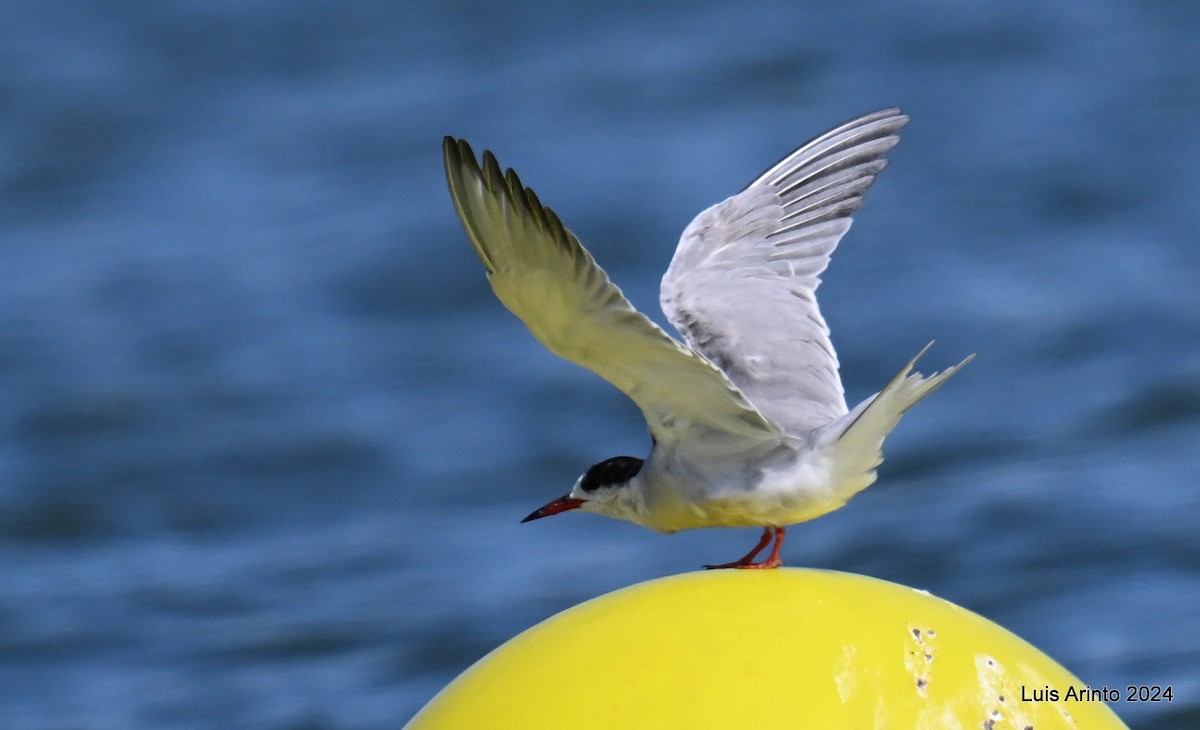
[406,569,1128,729]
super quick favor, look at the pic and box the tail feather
[819,342,973,496]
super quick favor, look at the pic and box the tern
[443,108,972,569]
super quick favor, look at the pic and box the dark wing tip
[444,139,551,223]
[442,137,577,275]
[443,137,489,199]
[443,137,500,273]
[442,136,477,173]
[480,149,506,191]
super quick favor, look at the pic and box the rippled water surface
[2,1,1198,727]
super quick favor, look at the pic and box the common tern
[444,108,972,569]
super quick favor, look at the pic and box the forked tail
[818,343,974,497]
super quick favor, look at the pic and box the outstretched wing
[660,108,909,435]
[444,137,778,446]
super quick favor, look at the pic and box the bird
[443,108,972,569]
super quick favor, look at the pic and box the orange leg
[704,526,785,570]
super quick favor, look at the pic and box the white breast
[636,439,854,532]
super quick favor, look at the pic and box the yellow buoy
[405,569,1128,729]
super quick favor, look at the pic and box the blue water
[2,1,1198,727]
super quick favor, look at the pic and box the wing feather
[660,109,910,434]
[444,137,779,445]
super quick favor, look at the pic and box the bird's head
[521,456,645,524]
